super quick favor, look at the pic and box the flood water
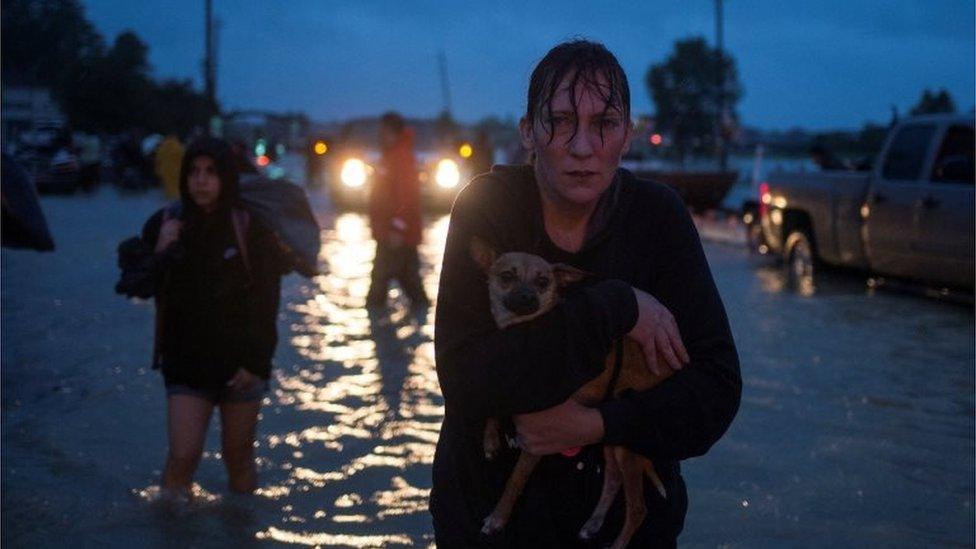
[2,186,973,548]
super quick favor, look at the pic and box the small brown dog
[470,237,674,549]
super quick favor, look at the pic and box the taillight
[759,182,771,217]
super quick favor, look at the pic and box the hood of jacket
[178,137,240,217]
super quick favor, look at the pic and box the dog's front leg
[481,451,542,535]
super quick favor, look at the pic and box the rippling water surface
[2,186,973,548]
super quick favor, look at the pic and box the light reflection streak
[372,477,431,519]
[332,514,371,523]
[133,483,221,505]
[334,493,363,507]
[258,212,449,544]
[255,485,292,500]
[256,526,411,547]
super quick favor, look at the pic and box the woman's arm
[598,191,742,461]
[434,181,638,421]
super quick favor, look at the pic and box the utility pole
[438,51,452,118]
[715,0,728,171]
[204,0,216,117]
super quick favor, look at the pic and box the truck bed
[765,170,871,267]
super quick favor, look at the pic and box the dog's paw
[579,514,606,540]
[483,425,502,461]
[481,514,507,535]
[483,437,500,461]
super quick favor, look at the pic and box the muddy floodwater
[2,186,973,548]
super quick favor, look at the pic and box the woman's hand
[227,368,261,392]
[513,399,604,455]
[155,219,183,253]
[628,288,690,375]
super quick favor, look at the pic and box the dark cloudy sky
[83,1,974,130]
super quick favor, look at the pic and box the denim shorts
[165,379,269,404]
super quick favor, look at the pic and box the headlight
[340,158,369,188]
[434,158,460,189]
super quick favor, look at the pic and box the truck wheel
[785,229,816,295]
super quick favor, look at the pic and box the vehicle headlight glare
[341,158,368,188]
[435,158,460,188]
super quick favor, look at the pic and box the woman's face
[520,73,632,209]
[188,156,221,212]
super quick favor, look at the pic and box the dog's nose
[503,288,540,316]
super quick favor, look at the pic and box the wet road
[2,186,973,548]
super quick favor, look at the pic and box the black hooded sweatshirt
[138,138,286,390]
[431,165,741,547]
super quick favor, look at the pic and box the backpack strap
[230,207,252,277]
[152,206,175,369]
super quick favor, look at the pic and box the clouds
[82,0,974,129]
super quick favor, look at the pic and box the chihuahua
[470,236,674,549]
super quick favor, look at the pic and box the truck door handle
[922,195,941,209]
[873,192,886,204]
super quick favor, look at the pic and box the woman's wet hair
[525,39,630,144]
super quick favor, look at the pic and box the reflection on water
[3,188,972,547]
[255,527,412,547]
[252,211,448,547]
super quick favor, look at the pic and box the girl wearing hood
[135,137,287,496]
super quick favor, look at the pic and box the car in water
[758,114,974,292]
[325,147,467,212]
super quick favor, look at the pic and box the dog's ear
[552,264,590,287]
[469,236,498,272]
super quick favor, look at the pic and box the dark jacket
[119,139,286,391]
[369,128,422,247]
[431,165,741,547]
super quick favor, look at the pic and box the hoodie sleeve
[598,190,741,462]
[434,180,638,420]
[239,220,282,379]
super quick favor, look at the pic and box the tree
[910,88,956,116]
[4,2,215,136]
[60,31,155,132]
[145,80,213,136]
[646,37,743,164]
[1,0,104,86]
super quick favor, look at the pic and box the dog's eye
[535,276,550,290]
[498,271,516,284]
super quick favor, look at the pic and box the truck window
[882,124,936,181]
[930,125,975,185]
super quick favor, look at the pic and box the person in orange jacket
[366,112,429,311]
[154,135,185,198]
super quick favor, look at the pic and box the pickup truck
[759,114,974,291]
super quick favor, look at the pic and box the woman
[431,40,741,547]
[130,138,288,496]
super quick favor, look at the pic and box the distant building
[221,110,309,153]
[1,86,65,145]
